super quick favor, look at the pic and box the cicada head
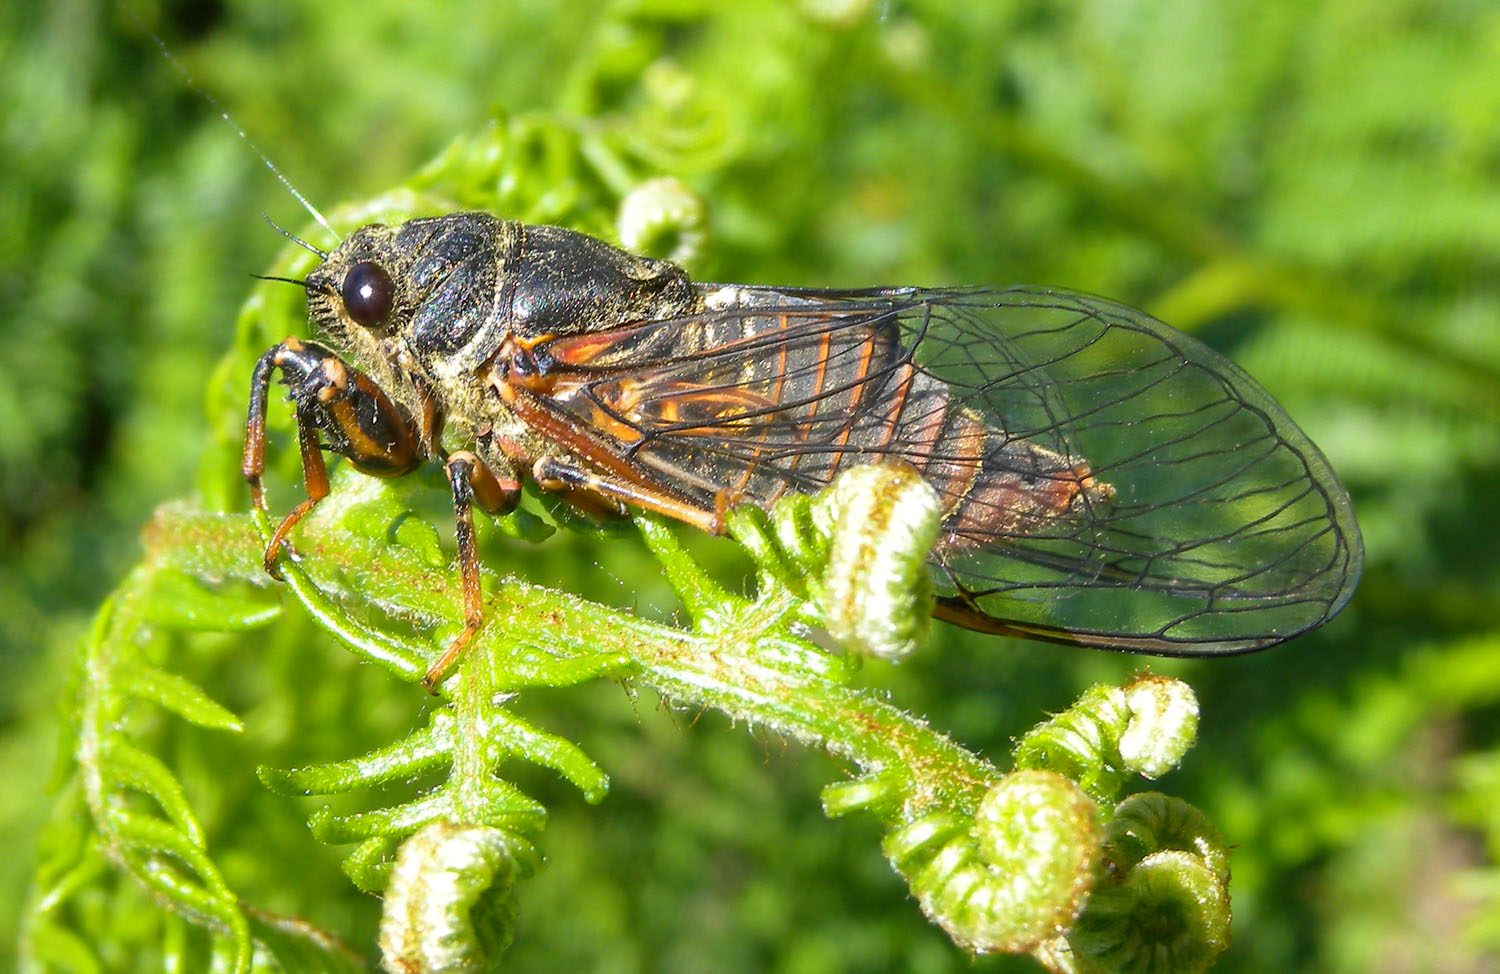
[306,213,696,381]
[305,212,508,362]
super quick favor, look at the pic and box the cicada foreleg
[242,337,422,578]
[419,451,521,692]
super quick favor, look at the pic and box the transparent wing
[529,284,1363,655]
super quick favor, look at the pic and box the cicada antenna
[250,273,309,288]
[123,5,344,245]
[262,213,329,260]
[250,273,336,298]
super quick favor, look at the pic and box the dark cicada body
[244,212,1362,689]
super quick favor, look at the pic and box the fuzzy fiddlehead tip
[616,177,708,266]
[1013,675,1200,802]
[815,460,942,661]
[379,821,534,974]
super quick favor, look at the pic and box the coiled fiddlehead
[378,821,533,974]
[817,461,941,661]
[882,770,1102,953]
[1064,794,1232,974]
[616,177,709,267]
[740,477,1229,969]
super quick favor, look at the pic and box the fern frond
[24,510,362,973]
[24,85,1238,973]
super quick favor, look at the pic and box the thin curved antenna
[250,273,336,298]
[250,273,308,287]
[262,213,329,259]
[125,6,343,245]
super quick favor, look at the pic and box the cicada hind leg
[531,455,724,533]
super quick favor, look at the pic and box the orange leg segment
[262,419,333,578]
[532,455,724,534]
[420,451,521,692]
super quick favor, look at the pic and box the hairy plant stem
[227,476,998,819]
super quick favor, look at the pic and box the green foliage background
[3,0,1499,970]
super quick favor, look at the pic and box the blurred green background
[4,0,1500,970]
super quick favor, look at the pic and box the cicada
[243,213,1363,689]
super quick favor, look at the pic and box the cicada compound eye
[342,260,394,329]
